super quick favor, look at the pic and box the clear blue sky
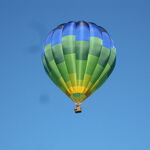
[0,0,150,149]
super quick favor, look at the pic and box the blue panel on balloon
[110,38,115,49]
[62,22,76,36]
[100,29,111,49]
[51,28,62,46]
[44,30,54,46]
[88,23,102,39]
[76,21,90,41]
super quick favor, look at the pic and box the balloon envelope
[42,21,116,104]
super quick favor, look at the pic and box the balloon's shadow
[39,94,50,104]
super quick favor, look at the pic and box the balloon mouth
[69,93,87,104]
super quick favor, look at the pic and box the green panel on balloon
[64,54,76,74]
[62,36,76,54]
[57,62,70,82]
[90,64,104,84]
[48,60,62,79]
[98,47,110,67]
[76,60,87,80]
[76,41,89,60]
[89,37,102,57]
[84,55,99,75]
[52,44,64,64]
[44,44,54,62]
[108,48,116,66]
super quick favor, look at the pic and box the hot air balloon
[42,21,116,113]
